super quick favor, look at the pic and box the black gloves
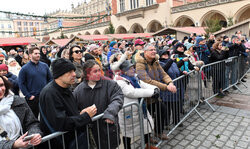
[151,88,160,99]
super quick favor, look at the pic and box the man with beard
[18,47,52,117]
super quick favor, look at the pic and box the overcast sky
[0,0,91,15]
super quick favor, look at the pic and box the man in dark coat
[39,58,97,149]
[73,60,124,149]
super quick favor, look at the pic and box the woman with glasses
[69,45,84,89]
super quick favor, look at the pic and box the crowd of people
[0,30,249,149]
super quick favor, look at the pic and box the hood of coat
[135,52,160,65]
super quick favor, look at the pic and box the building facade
[109,0,250,34]
[0,13,15,38]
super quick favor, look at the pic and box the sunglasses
[73,50,83,54]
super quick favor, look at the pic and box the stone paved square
[160,105,250,149]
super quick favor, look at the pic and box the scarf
[120,74,141,88]
[121,74,148,118]
[0,95,22,141]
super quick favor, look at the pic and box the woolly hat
[158,50,169,58]
[7,58,16,64]
[51,58,76,79]
[0,64,8,71]
[223,36,229,40]
[185,42,194,51]
[174,43,184,50]
[172,40,179,46]
[119,60,134,72]
[88,44,99,52]
[109,41,117,47]
[0,54,4,58]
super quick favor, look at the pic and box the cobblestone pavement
[159,72,250,149]
[160,105,250,149]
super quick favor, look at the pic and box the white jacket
[114,75,157,137]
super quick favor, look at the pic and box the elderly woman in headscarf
[0,76,42,149]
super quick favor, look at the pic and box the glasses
[73,50,83,54]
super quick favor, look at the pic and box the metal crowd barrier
[27,101,144,149]
[140,70,204,148]
[238,54,250,88]
[198,55,250,111]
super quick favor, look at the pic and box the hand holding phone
[23,134,35,141]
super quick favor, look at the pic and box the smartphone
[23,134,35,141]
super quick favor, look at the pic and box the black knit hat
[51,58,76,79]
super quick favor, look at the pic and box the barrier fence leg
[204,100,216,112]
[233,84,243,93]
[194,108,205,121]
[239,80,248,88]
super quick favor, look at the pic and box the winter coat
[209,49,229,63]
[40,50,51,67]
[135,53,172,91]
[159,59,184,102]
[39,81,91,149]
[0,95,42,149]
[7,65,21,76]
[5,72,19,95]
[228,43,245,57]
[113,75,155,137]
[107,47,120,63]
[196,45,210,64]
[73,77,124,149]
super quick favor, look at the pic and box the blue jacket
[18,61,52,99]
[159,59,184,102]
[5,72,19,95]
[107,47,120,63]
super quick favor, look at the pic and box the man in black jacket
[39,58,97,149]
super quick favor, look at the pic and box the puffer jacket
[114,75,156,137]
[135,52,172,91]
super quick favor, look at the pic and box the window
[8,24,11,28]
[35,22,39,26]
[130,0,139,9]
[120,0,125,12]
[24,27,28,31]
[146,0,153,6]
[1,24,4,29]
[18,27,22,31]
[29,22,33,26]
[17,22,22,26]
[24,22,28,26]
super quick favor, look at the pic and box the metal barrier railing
[199,55,250,111]
[140,70,204,147]
[27,101,143,149]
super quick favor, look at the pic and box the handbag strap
[0,125,10,141]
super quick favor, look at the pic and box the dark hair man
[18,47,52,118]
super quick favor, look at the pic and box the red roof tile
[0,37,39,46]
[51,39,72,47]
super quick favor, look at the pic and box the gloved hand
[151,88,160,99]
